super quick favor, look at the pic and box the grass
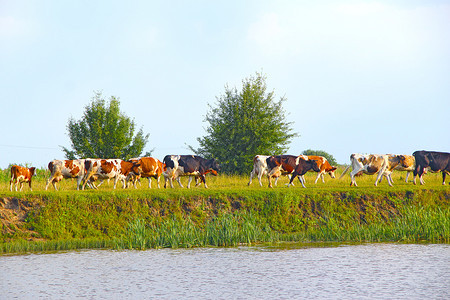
[0,166,449,254]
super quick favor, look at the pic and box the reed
[114,212,279,250]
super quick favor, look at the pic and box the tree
[302,149,337,166]
[191,72,298,174]
[62,91,150,160]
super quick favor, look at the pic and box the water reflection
[1,243,448,299]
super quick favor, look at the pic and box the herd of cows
[7,150,450,192]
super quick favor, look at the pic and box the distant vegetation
[302,149,337,166]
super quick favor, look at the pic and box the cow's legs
[314,172,322,184]
[442,171,447,185]
[287,173,297,187]
[349,171,359,187]
[200,175,208,188]
[9,177,14,192]
[176,177,184,188]
[268,167,282,188]
[248,170,255,186]
[76,176,84,190]
[405,171,410,182]
[258,172,264,187]
[156,176,161,189]
[45,176,56,190]
[298,174,307,188]
[29,181,32,191]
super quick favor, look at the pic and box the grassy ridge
[0,169,449,253]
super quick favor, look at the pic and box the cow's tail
[339,165,351,179]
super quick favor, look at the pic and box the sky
[1,0,449,169]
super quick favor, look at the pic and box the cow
[266,155,317,188]
[304,155,337,184]
[340,154,401,187]
[392,154,416,183]
[127,157,164,189]
[163,155,219,188]
[248,155,282,187]
[45,159,88,190]
[413,151,450,185]
[9,165,36,191]
[82,159,140,190]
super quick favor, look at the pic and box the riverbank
[1,187,449,254]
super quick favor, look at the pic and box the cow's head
[207,159,220,175]
[30,167,36,176]
[397,155,411,169]
[125,162,142,183]
[130,163,141,176]
[328,167,337,178]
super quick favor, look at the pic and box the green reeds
[114,212,279,250]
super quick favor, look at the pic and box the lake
[1,243,448,299]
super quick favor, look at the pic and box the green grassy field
[1,167,449,254]
[0,165,446,192]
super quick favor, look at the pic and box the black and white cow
[163,155,219,188]
[413,150,450,185]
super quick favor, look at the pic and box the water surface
[1,243,448,299]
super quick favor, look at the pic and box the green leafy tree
[62,91,150,160]
[191,72,298,174]
[302,149,337,166]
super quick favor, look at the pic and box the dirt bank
[0,197,42,240]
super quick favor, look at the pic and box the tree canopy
[191,72,298,174]
[62,92,150,160]
[302,149,338,166]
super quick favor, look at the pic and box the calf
[9,165,36,191]
[163,155,219,188]
[413,150,450,185]
[45,159,86,190]
[266,155,310,188]
[305,155,337,184]
[127,157,164,188]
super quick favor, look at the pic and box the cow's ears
[331,167,337,171]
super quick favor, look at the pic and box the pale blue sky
[1,0,449,169]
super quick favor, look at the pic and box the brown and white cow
[393,154,416,183]
[127,157,164,189]
[45,159,87,190]
[82,159,140,190]
[162,155,219,188]
[248,155,282,187]
[266,155,318,188]
[340,154,403,187]
[304,155,337,184]
[10,165,36,191]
